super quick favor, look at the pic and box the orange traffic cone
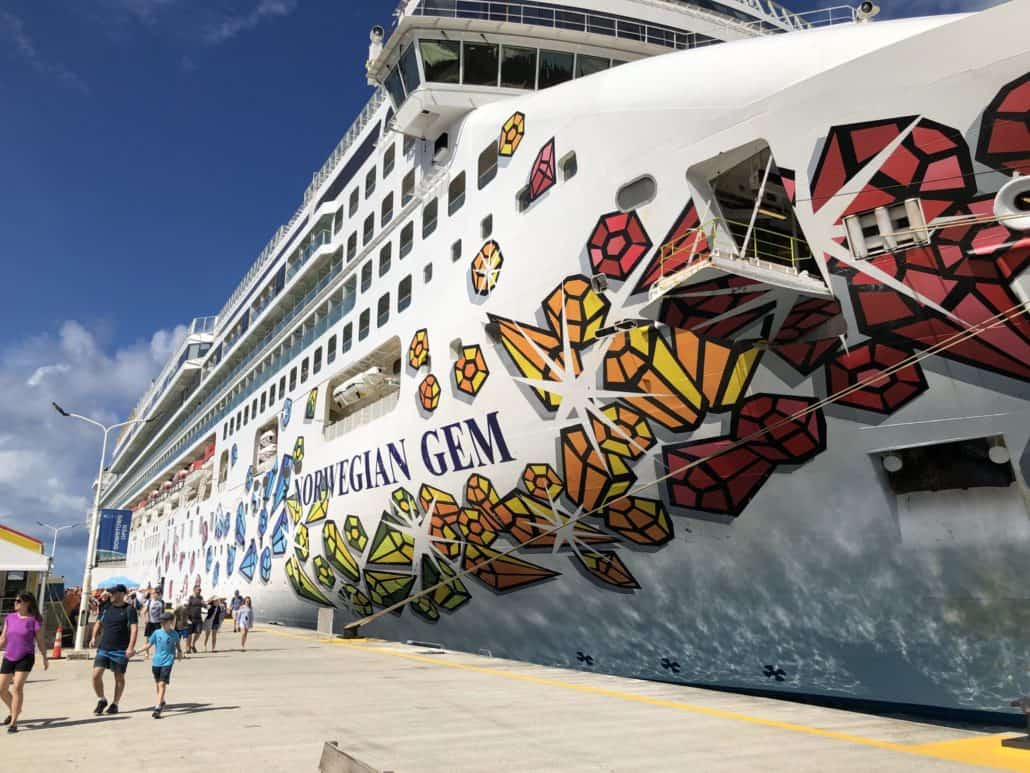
[51,625,63,659]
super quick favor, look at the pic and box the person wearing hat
[89,584,138,715]
[138,611,183,719]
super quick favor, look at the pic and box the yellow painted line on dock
[257,626,1030,772]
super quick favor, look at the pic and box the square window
[516,185,531,212]
[347,232,357,261]
[381,192,394,226]
[560,151,578,181]
[260,393,266,412]
[279,376,286,395]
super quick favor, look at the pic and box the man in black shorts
[186,586,204,655]
[143,589,164,660]
[89,584,138,715]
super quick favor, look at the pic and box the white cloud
[203,0,297,45]
[0,11,89,94]
[0,320,187,582]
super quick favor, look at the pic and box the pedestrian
[89,584,138,715]
[0,593,49,733]
[202,597,225,652]
[237,597,253,651]
[172,601,191,659]
[138,612,182,719]
[98,590,111,617]
[143,589,164,660]
[186,586,204,655]
[230,590,243,633]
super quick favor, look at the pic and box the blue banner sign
[96,509,132,563]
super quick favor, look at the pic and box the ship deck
[13,626,1029,772]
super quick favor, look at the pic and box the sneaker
[94,699,108,716]
[106,703,119,715]
[152,706,162,719]
[6,724,16,734]
[1,715,10,725]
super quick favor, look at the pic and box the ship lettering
[295,440,411,503]
[421,411,514,476]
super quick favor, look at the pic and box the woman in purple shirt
[0,592,49,733]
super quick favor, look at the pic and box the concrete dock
[4,626,1028,772]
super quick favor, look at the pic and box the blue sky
[0,0,999,585]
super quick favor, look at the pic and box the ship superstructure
[100,0,1030,716]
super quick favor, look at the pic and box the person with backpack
[0,593,49,733]
[89,584,138,715]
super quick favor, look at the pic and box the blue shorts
[176,628,191,641]
[94,649,128,674]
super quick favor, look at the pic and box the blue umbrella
[96,575,139,589]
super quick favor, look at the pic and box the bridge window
[463,42,499,86]
[501,45,537,89]
[420,39,460,83]
[384,67,405,107]
[399,44,421,93]
[539,50,574,89]
[576,54,610,78]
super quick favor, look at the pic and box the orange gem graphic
[408,328,430,369]
[560,426,636,510]
[463,543,558,591]
[542,276,610,349]
[464,473,504,530]
[498,111,525,157]
[471,240,504,295]
[454,344,489,396]
[603,497,673,546]
[590,403,655,460]
[578,551,639,589]
[418,374,441,411]
[521,463,563,501]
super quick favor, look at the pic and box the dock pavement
[3,625,1028,772]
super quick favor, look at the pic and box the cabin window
[333,206,343,234]
[398,275,412,312]
[420,39,460,83]
[576,54,610,78]
[349,189,359,217]
[342,277,357,316]
[289,367,297,391]
[448,172,466,215]
[363,213,374,246]
[222,423,228,440]
[400,221,414,258]
[301,357,309,382]
[379,242,392,277]
[399,44,421,93]
[381,192,394,226]
[402,169,415,206]
[422,198,438,238]
[616,175,657,211]
[252,397,258,417]
[279,376,286,396]
[313,347,323,375]
[539,50,574,88]
[358,309,370,341]
[270,383,277,403]
[243,405,249,425]
[361,261,373,292]
[463,42,499,86]
[260,393,266,413]
[254,418,278,474]
[481,214,493,239]
[377,292,390,327]
[478,142,498,189]
[327,335,337,364]
[365,167,376,199]
[218,450,229,486]
[424,262,433,284]
[501,45,537,89]
[560,151,578,181]
[383,143,396,177]
[451,239,462,263]
[347,231,357,262]
[341,323,353,353]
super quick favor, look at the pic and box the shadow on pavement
[124,702,241,717]
[19,716,130,730]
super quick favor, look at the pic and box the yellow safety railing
[655,218,815,284]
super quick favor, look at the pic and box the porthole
[616,175,656,212]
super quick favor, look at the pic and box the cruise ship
[101,0,1030,715]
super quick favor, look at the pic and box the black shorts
[0,655,34,674]
[189,620,202,635]
[151,665,172,684]
[144,621,159,637]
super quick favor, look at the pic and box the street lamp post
[35,521,79,610]
[52,402,151,651]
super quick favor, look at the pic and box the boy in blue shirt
[139,611,182,718]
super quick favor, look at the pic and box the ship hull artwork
[125,10,1030,715]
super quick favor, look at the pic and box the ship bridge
[367,0,823,141]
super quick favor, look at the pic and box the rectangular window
[481,214,493,239]
[243,405,249,425]
[347,231,357,261]
[421,39,460,83]
[422,198,438,238]
[301,357,310,382]
[400,222,414,258]
[327,335,337,364]
[383,143,396,177]
[361,261,373,292]
[349,189,359,217]
[290,367,297,391]
[448,171,466,215]
[399,43,421,93]
[252,398,258,417]
[260,392,266,413]
[384,67,405,107]
[365,167,376,199]
[313,347,323,375]
[451,238,462,262]
[402,169,415,206]
[381,192,394,226]
[403,135,415,156]
[575,54,610,78]
[539,50,574,89]
[363,213,374,245]
[560,150,578,181]
[333,206,343,234]
[343,276,357,314]
[377,293,390,327]
[501,45,537,89]
[379,242,392,277]
[463,42,499,86]
[341,323,353,353]
[359,309,370,341]
[270,382,277,403]
[398,275,412,312]
[424,262,433,284]
[279,376,286,396]
[478,142,498,189]
[517,184,531,212]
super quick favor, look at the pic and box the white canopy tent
[0,538,50,573]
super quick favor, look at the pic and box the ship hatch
[648,141,834,308]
